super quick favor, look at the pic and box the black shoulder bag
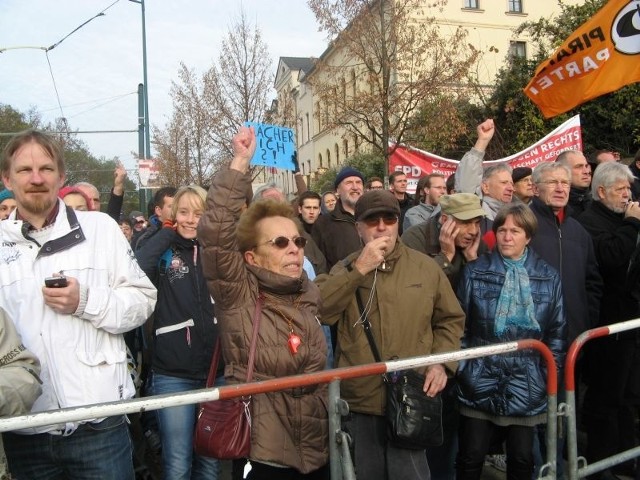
[355,290,443,449]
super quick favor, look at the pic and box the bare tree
[307,0,479,177]
[153,8,273,184]
[205,9,274,156]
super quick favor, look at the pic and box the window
[464,0,479,8]
[326,149,332,169]
[335,144,340,165]
[343,139,349,159]
[318,153,323,168]
[508,0,522,13]
[305,113,310,142]
[509,41,527,59]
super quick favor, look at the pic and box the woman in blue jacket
[455,203,566,480]
[136,185,220,480]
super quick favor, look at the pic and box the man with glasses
[556,150,593,217]
[365,177,384,191]
[316,189,464,480]
[528,161,603,478]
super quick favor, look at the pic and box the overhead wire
[28,0,124,135]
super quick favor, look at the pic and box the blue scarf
[494,248,540,337]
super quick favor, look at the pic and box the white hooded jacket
[0,200,156,434]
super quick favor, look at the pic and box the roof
[279,57,315,75]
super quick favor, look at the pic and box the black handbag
[355,290,443,449]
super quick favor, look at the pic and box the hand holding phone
[44,276,68,288]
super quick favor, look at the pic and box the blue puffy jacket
[455,248,566,417]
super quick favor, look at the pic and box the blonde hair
[170,185,207,220]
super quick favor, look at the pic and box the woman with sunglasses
[198,126,329,480]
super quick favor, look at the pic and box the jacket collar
[330,199,356,222]
[247,264,306,296]
[36,200,86,257]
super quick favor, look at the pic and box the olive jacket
[316,241,465,415]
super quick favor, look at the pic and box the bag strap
[245,294,263,383]
[205,338,221,388]
[355,289,382,363]
[204,295,263,388]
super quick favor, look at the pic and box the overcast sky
[0,0,328,174]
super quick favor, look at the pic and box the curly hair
[236,199,297,252]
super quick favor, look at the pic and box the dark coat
[456,249,566,418]
[311,200,361,270]
[528,197,603,342]
[136,228,217,380]
[577,200,640,403]
[577,200,640,324]
[567,186,592,218]
[629,162,640,201]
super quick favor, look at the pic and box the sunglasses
[362,214,398,227]
[258,236,307,249]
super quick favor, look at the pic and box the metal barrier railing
[564,317,640,480]
[0,340,558,479]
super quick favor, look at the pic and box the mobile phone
[44,276,68,288]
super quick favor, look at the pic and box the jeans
[455,415,534,480]
[5,415,134,480]
[149,372,220,480]
[342,412,431,480]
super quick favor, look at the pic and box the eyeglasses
[258,236,307,249]
[361,214,399,227]
[539,179,571,189]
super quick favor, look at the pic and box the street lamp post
[130,0,152,210]
[129,0,150,160]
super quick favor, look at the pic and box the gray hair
[482,163,512,182]
[532,162,571,184]
[591,162,634,199]
[252,182,284,203]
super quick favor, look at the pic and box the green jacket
[316,241,464,415]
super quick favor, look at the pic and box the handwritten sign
[245,122,296,170]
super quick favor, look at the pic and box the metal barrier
[0,340,558,479]
[564,317,640,480]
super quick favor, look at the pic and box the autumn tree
[307,0,479,178]
[487,0,640,157]
[153,8,274,185]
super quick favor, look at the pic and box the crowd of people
[0,122,639,480]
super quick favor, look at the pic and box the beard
[20,192,56,216]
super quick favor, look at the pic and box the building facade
[272,0,580,195]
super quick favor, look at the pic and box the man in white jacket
[0,130,157,480]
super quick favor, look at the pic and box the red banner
[389,115,582,194]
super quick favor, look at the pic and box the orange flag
[524,0,640,118]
